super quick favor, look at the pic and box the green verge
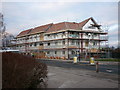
[95,58,120,62]
[85,58,120,62]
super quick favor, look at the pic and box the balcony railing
[44,44,81,49]
[16,36,108,44]
[68,34,79,38]
[44,45,67,49]
[100,36,108,41]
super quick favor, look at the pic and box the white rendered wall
[82,19,99,31]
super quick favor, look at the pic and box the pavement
[47,65,119,88]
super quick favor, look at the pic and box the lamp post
[67,31,69,60]
[88,33,91,59]
[79,39,80,62]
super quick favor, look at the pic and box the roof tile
[30,23,53,34]
[17,29,32,37]
[17,17,94,37]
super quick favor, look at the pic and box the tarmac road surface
[47,66,119,88]
[36,59,119,88]
[37,59,120,75]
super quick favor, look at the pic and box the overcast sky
[1,0,119,47]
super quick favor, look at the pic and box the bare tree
[0,13,14,50]
[0,13,5,49]
[0,13,6,33]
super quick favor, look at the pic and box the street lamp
[88,33,91,58]
[85,33,91,61]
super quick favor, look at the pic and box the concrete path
[47,66,119,88]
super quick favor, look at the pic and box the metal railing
[100,36,108,40]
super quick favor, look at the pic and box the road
[37,59,120,75]
[36,59,119,88]
[46,66,118,88]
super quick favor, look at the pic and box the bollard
[73,57,77,64]
[96,61,99,73]
[90,57,95,65]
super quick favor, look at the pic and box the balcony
[44,44,81,49]
[89,48,99,53]
[44,45,67,49]
[68,34,79,38]
[100,36,108,41]
[44,35,67,41]
[25,46,44,50]
[38,46,44,49]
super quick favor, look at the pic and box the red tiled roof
[46,22,80,33]
[46,22,67,33]
[17,23,53,37]
[17,17,96,37]
[46,17,94,33]
[78,17,92,28]
[17,29,32,37]
[29,23,53,34]
[66,22,79,29]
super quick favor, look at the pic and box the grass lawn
[95,58,120,62]
[85,58,120,62]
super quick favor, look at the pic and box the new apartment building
[12,17,108,60]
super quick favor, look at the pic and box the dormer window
[88,25,95,29]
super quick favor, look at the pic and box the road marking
[48,73,56,76]
[106,69,112,72]
[58,80,77,88]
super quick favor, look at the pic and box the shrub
[2,52,47,88]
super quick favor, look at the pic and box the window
[62,32,65,37]
[30,44,32,46]
[62,51,65,54]
[39,43,43,46]
[88,25,96,29]
[54,34,56,38]
[93,41,97,46]
[47,51,50,54]
[85,41,89,47]
[85,33,88,36]
[71,51,75,54]
[62,41,65,45]
[70,32,74,34]
[55,51,57,54]
[77,41,79,45]
[34,35,37,38]
[34,42,37,46]
[71,40,74,45]
[48,35,50,37]
[94,33,97,37]
[26,37,29,40]
[55,42,58,45]
[48,43,50,46]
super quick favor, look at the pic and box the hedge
[2,52,47,88]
